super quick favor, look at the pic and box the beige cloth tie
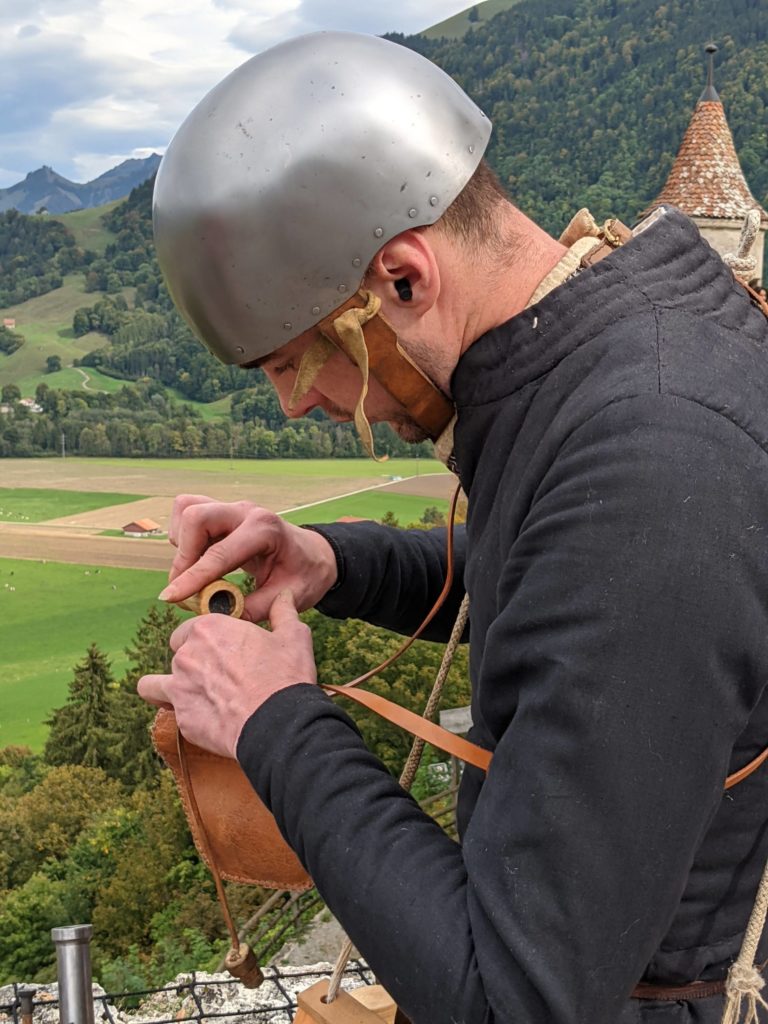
[289,291,384,460]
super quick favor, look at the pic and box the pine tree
[109,604,180,788]
[44,645,116,771]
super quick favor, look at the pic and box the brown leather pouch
[152,708,313,891]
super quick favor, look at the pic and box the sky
[0,0,472,189]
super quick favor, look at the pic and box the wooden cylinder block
[177,579,245,619]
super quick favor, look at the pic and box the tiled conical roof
[648,47,768,222]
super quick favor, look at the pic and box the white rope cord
[325,593,471,1003]
[718,206,768,1024]
[399,592,471,793]
[723,209,761,281]
[721,853,768,1024]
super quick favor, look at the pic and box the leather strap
[742,280,768,319]
[632,979,726,1000]
[578,217,634,267]
[327,678,768,790]
[316,293,455,440]
[725,745,768,789]
[323,683,492,772]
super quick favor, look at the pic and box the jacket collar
[450,208,731,410]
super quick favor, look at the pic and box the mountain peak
[1,155,161,215]
[24,165,71,186]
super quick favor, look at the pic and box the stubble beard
[324,401,429,446]
[389,416,430,444]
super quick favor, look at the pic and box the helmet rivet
[352,257,362,268]
[283,322,292,330]
[236,346,245,354]
[429,196,439,206]
[374,227,384,238]
[312,306,321,316]
[338,284,347,293]
[468,145,475,154]
[408,208,418,218]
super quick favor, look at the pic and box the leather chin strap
[289,290,455,457]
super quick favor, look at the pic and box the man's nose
[282,386,320,419]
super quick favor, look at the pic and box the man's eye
[273,360,296,377]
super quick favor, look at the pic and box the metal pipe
[18,988,35,1024]
[51,925,95,1024]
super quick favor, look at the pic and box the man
[139,31,768,1024]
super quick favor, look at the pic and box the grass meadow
[77,456,447,479]
[0,488,142,522]
[0,459,450,749]
[0,557,169,750]
[55,203,121,254]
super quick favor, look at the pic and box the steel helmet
[153,31,491,365]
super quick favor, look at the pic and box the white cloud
[0,0,472,188]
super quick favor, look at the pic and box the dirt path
[74,367,98,391]
[0,523,174,570]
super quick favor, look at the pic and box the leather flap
[152,709,313,891]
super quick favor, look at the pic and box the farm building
[122,518,163,537]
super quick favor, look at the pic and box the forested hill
[393,0,768,236]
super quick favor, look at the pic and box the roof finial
[700,42,720,102]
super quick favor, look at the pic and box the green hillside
[55,202,121,255]
[0,274,125,392]
[423,0,524,40]
[396,0,768,238]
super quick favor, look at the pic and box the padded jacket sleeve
[237,396,768,1024]
[309,520,468,642]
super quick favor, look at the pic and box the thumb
[268,589,300,632]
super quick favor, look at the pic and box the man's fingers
[169,618,197,652]
[168,501,243,583]
[137,673,174,707]
[168,494,215,548]
[162,540,255,602]
[162,504,263,601]
[268,589,301,631]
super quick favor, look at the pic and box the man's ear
[366,229,440,318]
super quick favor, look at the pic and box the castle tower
[646,44,768,281]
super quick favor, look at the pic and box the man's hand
[158,494,338,622]
[137,590,317,758]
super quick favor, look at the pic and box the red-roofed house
[122,518,163,537]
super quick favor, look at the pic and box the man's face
[251,330,429,444]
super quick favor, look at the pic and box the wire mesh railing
[0,962,375,1024]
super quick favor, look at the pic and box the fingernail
[158,586,173,601]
